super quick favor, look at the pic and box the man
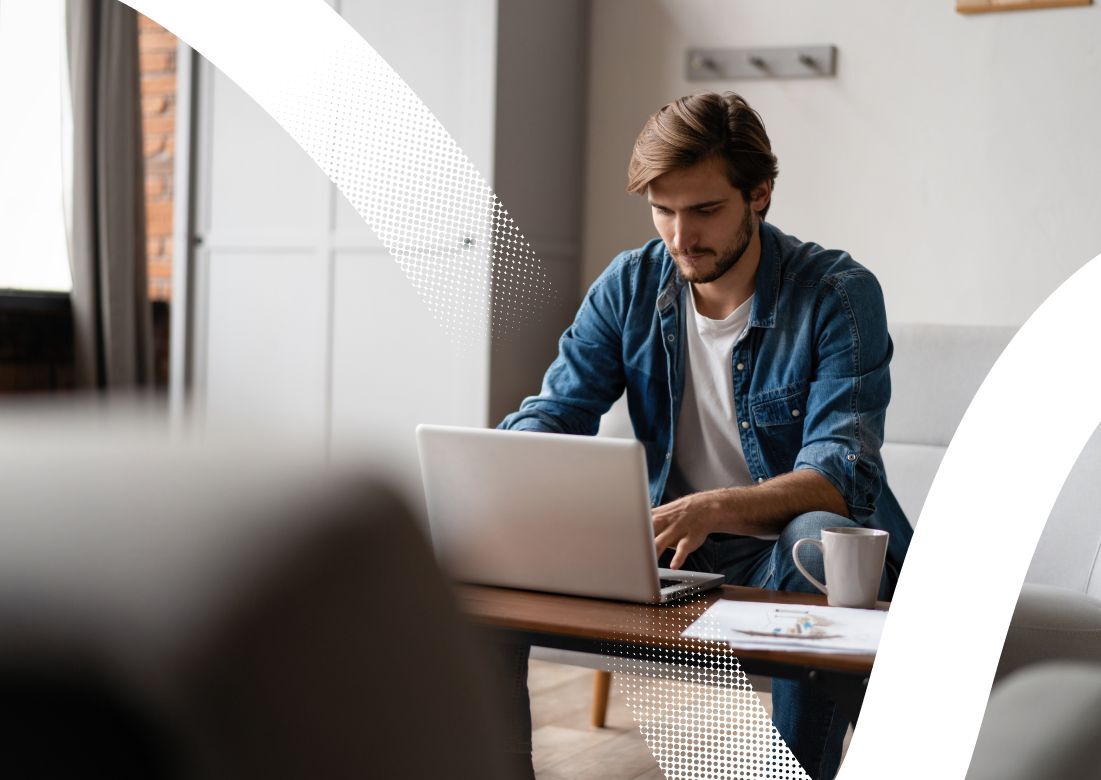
[499,92,912,779]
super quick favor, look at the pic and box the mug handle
[791,538,828,596]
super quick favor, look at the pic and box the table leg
[591,670,612,728]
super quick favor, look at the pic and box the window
[0,0,71,293]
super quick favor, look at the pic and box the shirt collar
[749,221,780,329]
[656,249,683,313]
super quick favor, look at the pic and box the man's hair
[627,92,779,218]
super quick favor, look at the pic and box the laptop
[415,424,724,603]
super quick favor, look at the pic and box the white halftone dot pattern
[269,27,553,344]
[604,598,809,779]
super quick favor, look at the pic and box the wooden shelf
[958,0,1091,14]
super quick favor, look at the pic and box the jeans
[503,511,896,780]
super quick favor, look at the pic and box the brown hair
[627,92,779,218]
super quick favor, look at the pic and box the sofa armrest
[997,582,1101,682]
[968,662,1101,779]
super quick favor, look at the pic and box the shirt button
[741,420,750,429]
[667,334,675,342]
[736,362,745,371]
[846,453,857,462]
[791,409,801,418]
[757,477,764,483]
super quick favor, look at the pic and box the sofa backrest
[881,323,1016,524]
[884,322,1101,595]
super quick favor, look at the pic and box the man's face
[647,156,759,285]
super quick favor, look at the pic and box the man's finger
[670,538,692,570]
[653,528,677,556]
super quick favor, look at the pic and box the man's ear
[749,181,772,216]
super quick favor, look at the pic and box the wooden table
[459,583,886,724]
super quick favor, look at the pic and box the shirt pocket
[750,385,809,465]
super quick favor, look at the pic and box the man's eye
[698,208,718,216]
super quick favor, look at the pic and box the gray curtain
[66,0,152,389]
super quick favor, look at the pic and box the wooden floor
[530,660,664,779]
[529,661,850,779]
[530,660,774,779]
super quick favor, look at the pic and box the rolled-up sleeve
[793,270,891,521]
[498,255,630,435]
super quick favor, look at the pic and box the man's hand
[651,472,850,570]
[652,492,721,570]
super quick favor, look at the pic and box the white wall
[584,0,1101,327]
[489,0,589,422]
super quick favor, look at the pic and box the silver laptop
[416,424,723,603]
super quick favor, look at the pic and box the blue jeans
[675,511,895,780]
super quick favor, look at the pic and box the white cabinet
[188,0,587,516]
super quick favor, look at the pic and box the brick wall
[138,15,176,303]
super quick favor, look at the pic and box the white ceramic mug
[791,527,889,609]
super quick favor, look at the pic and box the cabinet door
[193,53,331,451]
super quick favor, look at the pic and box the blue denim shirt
[500,221,912,569]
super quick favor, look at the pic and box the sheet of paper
[681,600,885,655]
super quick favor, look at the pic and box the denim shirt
[500,221,912,569]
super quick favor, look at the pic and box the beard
[674,207,756,285]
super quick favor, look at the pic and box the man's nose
[672,217,697,252]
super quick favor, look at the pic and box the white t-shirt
[667,288,777,541]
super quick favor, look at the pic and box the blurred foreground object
[968,662,1101,780]
[0,399,509,779]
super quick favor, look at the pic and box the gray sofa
[886,323,1101,681]
[889,323,1101,778]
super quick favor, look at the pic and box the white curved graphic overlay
[842,253,1101,778]
[121,0,553,343]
